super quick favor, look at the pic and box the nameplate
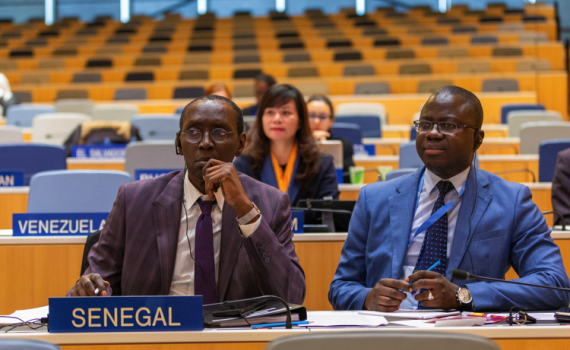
[353,144,375,156]
[134,169,182,181]
[335,168,344,184]
[48,296,203,333]
[0,170,24,187]
[12,213,109,236]
[72,145,127,159]
[291,210,304,234]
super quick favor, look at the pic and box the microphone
[451,269,570,292]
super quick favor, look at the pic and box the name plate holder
[291,210,304,234]
[48,296,203,333]
[12,213,109,236]
[0,170,24,187]
[72,145,127,159]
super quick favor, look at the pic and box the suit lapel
[218,203,241,301]
[152,172,184,295]
[447,168,492,279]
[260,155,278,188]
[287,155,301,204]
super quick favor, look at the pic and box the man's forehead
[423,93,469,114]
[183,100,234,123]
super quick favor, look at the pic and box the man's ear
[175,132,183,155]
[473,129,485,151]
[235,132,247,157]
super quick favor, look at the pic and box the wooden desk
[365,137,520,155]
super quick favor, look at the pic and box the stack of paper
[359,310,460,319]
[300,311,388,327]
[0,306,48,325]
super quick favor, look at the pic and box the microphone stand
[452,270,570,292]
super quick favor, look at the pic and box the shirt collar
[424,166,470,195]
[183,171,225,211]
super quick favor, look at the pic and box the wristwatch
[456,286,474,311]
[236,202,261,225]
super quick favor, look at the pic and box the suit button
[264,258,270,263]
[257,242,262,248]
[262,253,268,258]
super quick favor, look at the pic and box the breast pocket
[470,229,505,242]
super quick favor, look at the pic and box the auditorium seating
[538,139,570,182]
[519,122,570,154]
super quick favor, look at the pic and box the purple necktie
[194,198,218,304]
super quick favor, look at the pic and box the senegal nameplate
[48,296,203,333]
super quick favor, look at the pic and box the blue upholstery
[6,104,55,127]
[399,141,423,168]
[0,339,61,350]
[331,122,362,145]
[410,126,417,140]
[501,103,545,124]
[539,139,570,182]
[335,116,382,138]
[28,170,132,213]
[386,168,417,181]
[0,144,66,185]
[131,116,179,140]
[175,106,184,115]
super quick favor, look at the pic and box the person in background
[0,73,16,116]
[307,94,354,184]
[552,148,570,226]
[241,74,276,116]
[234,84,339,205]
[205,83,232,99]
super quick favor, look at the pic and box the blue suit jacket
[329,167,570,311]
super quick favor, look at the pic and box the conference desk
[365,137,519,155]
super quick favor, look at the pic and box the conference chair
[500,103,545,124]
[0,339,62,350]
[327,39,352,48]
[422,37,448,45]
[457,62,491,74]
[0,61,17,71]
[399,141,423,168]
[334,51,362,61]
[335,116,381,138]
[283,53,311,62]
[92,104,138,122]
[31,113,90,145]
[298,83,329,96]
[173,87,205,99]
[354,82,390,95]
[114,88,147,100]
[498,23,525,32]
[507,110,562,137]
[516,60,550,72]
[27,170,132,213]
[21,73,50,84]
[482,79,519,92]
[125,72,154,82]
[471,35,498,44]
[81,230,101,276]
[518,32,548,43]
[86,58,112,68]
[438,47,468,58]
[234,55,260,64]
[386,168,417,181]
[6,104,55,127]
[280,41,305,49]
[134,57,161,66]
[336,102,387,126]
[343,65,374,76]
[54,99,94,115]
[179,70,209,80]
[264,331,499,350]
[362,27,388,36]
[539,139,570,182]
[399,63,431,75]
[452,25,477,33]
[233,85,255,98]
[0,126,23,144]
[234,69,262,79]
[492,47,523,57]
[72,73,101,83]
[124,141,185,177]
[519,122,570,154]
[288,67,319,78]
[374,37,400,46]
[386,49,415,59]
[38,58,65,69]
[0,144,66,185]
[57,90,89,100]
[13,91,32,103]
[331,122,362,145]
[130,116,179,140]
[417,80,453,93]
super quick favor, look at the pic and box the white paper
[390,319,436,328]
[0,306,48,325]
[359,310,460,319]
[434,317,486,327]
[527,312,557,321]
[300,311,388,327]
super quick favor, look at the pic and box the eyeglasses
[413,120,478,135]
[180,128,233,144]
[309,113,331,122]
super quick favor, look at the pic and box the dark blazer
[234,153,340,205]
[71,171,306,304]
[328,136,354,184]
[552,148,570,225]
[241,104,257,116]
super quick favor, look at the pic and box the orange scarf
[270,143,298,193]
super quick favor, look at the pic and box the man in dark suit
[70,95,306,304]
[552,148,570,226]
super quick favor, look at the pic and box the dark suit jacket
[233,153,340,205]
[72,171,306,304]
[553,148,570,225]
[241,105,257,116]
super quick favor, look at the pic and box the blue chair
[386,168,417,181]
[335,116,382,138]
[399,142,423,168]
[410,126,417,140]
[28,170,132,213]
[175,106,184,115]
[0,144,66,185]
[0,339,61,350]
[538,139,570,182]
[131,116,179,140]
[6,104,55,127]
[500,103,545,124]
[330,122,362,145]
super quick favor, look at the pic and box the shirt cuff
[238,215,262,238]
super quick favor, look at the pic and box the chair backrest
[417,80,453,93]
[493,47,523,56]
[31,113,91,145]
[386,49,415,59]
[234,55,260,64]
[399,141,423,168]
[335,116,381,138]
[125,71,154,82]
[298,84,329,96]
[317,140,344,169]
[6,104,55,127]
[0,339,62,350]
[330,122,362,145]
[386,168,417,181]
[482,79,519,92]
[264,331,500,350]
[233,85,255,98]
[520,121,570,154]
[516,60,550,72]
[0,126,24,144]
[343,65,374,76]
[131,116,179,140]
[507,110,561,137]
[114,88,147,100]
[458,61,491,74]
[124,141,185,176]
[438,47,468,58]
[500,103,545,124]
[179,70,209,80]
[54,99,94,116]
[92,104,138,121]
[354,82,390,95]
[72,72,101,83]
[399,63,431,75]
[27,170,132,213]
[288,67,319,77]
[471,35,498,44]
[283,53,311,62]
[336,102,387,126]
[57,90,89,99]
[173,87,205,99]
[0,144,66,185]
[539,139,570,182]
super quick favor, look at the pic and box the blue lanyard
[407,170,466,249]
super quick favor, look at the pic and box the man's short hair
[178,95,244,134]
[429,85,484,128]
[254,73,276,86]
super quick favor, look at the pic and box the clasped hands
[364,271,460,311]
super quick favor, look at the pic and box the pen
[251,320,309,329]
[409,260,441,293]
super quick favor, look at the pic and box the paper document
[359,310,460,319]
[390,320,436,328]
[301,311,388,327]
[0,306,48,325]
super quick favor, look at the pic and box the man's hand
[203,159,255,218]
[407,270,459,309]
[364,278,409,312]
[71,273,111,296]
[312,130,330,141]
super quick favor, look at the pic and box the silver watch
[236,202,261,225]
[456,286,473,311]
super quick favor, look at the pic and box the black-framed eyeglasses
[506,306,537,326]
[180,128,234,144]
[309,113,331,122]
[413,120,478,136]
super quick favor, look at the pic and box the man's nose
[199,132,214,148]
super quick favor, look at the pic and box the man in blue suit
[329,86,570,311]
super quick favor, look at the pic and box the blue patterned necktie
[194,198,218,304]
[414,180,454,276]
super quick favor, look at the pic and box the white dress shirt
[399,166,470,310]
[169,172,261,296]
